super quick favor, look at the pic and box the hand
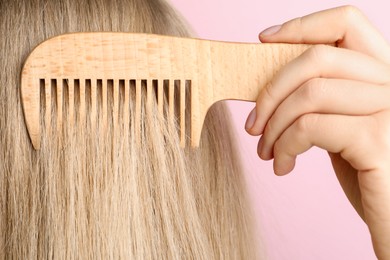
[245,6,390,259]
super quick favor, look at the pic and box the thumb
[258,5,390,64]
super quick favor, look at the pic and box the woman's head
[0,0,258,258]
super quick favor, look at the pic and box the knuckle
[348,115,390,169]
[286,17,304,41]
[256,81,275,108]
[264,81,275,100]
[340,5,364,23]
[296,114,318,133]
[300,79,327,106]
[306,44,332,65]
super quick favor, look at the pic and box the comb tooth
[158,80,163,114]
[68,79,75,127]
[44,78,51,132]
[169,80,175,122]
[80,79,86,125]
[91,79,97,126]
[102,79,108,132]
[56,79,63,132]
[186,80,193,147]
[124,80,130,133]
[113,79,119,129]
[147,79,153,108]
[187,80,192,147]
[180,80,186,147]
[135,79,141,141]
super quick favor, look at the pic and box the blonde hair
[0,0,258,259]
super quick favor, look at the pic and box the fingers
[270,114,373,175]
[259,5,390,64]
[245,44,390,136]
[259,79,390,160]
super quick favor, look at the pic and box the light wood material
[44,79,51,132]
[21,32,311,150]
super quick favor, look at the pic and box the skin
[245,5,390,259]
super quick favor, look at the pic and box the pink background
[169,0,390,259]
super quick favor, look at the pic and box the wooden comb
[21,32,310,150]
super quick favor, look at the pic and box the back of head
[0,0,258,258]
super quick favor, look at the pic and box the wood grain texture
[21,32,311,150]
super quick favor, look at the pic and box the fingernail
[245,107,257,130]
[260,25,281,36]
